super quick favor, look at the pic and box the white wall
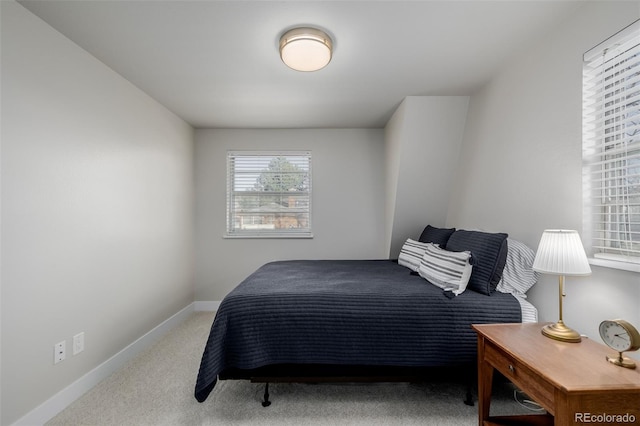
[447,1,640,346]
[384,96,469,258]
[194,128,386,301]
[0,2,195,424]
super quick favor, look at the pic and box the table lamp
[532,230,592,343]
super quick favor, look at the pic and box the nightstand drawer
[484,340,555,414]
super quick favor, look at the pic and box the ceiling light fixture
[279,27,333,72]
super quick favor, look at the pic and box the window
[226,151,312,238]
[583,19,640,270]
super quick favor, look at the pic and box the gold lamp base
[541,321,582,343]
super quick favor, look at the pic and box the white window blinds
[583,19,640,266]
[226,151,312,238]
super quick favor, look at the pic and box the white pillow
[418,243,473,295]
[398,238,431,271]
[496,238,539,297]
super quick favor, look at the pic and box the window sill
[589,255,640,273]
[224,234,314,239]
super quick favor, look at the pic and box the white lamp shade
[279,27,332,72]
[532,230,592,276]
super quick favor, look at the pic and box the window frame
[582,19,640,272]
[225,150,313,239]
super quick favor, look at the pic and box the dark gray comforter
[195,260,521,402]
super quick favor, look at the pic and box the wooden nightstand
[472,323,640,426]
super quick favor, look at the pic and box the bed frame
[219,363,478,407]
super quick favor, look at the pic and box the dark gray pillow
[418,225,456,247]
[445,230,508,295]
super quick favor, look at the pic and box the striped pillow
[496,238,539,297]
[445,229,508,295]
[418,243,473,295]
[398,238,430,271]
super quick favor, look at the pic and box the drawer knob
[509,364,515,373]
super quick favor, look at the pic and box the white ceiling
[18,0,584,129]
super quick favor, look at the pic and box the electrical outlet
[54,341,66,364]
[73,332,84,355]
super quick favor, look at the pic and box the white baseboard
[194,300,221,311]
[13,303,196,426]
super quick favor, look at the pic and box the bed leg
[464,384,474,406]
[463,363,475,406]
[261,382,271,407]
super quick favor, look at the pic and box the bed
[194,227,539,405]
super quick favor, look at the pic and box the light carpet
[47,311,536,425]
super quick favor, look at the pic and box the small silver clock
[598,319,640,369]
